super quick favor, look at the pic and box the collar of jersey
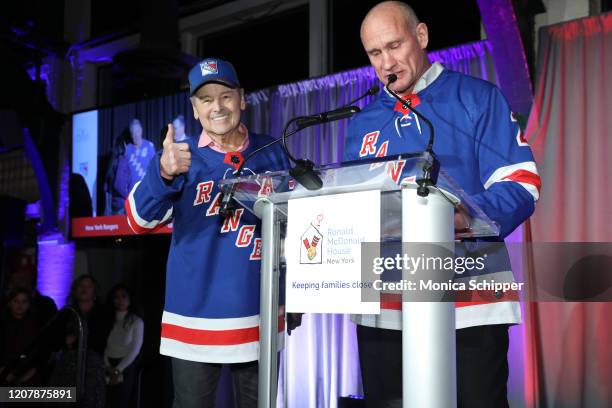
[380,62,445,109]
[189,132,255,165]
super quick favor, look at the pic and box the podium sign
[285,190,380,314]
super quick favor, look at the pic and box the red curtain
[524,13,612,408]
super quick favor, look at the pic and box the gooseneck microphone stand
[385,74,439,197]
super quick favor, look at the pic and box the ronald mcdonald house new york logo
[300,214,324,264]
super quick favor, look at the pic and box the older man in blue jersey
[344,2,541,407]
[126,58,289,407]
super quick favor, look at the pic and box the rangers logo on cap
[200,60,218,76]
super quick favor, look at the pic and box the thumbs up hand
[160,124,191,180]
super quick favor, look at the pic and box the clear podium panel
[219,153,500,239]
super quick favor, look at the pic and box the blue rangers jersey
[344,64,541,330]
[126,132,289,363]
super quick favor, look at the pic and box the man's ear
[191,100,198,119]
[416,22,429,50]
[240,88,246,111]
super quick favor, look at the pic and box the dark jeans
[357,324,510,408]
[171,358,259,408]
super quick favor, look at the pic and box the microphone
[295,106,360,130]
[219,85,379,216]
[385,74,439,197]
[219,184,237,218]
[282,85,380,190]
[295,85,379,130]
[385,74,435,153]
[233,85,379,177]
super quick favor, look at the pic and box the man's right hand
[160,124,191,180]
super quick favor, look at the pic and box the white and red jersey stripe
[352,270,521,330]
[160,311,285,363]
[352,298,520,330]
[125,181,173,233]
[484,161,541,202]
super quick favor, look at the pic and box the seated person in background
[5,269,57,327]
[1,270,57,385]
[0,288,42,386]
[49,275,113,408]
[172,114,190,142]
[104,284,144,408]
[65,275,114,357]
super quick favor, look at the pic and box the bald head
[360,1,420,39]
[360,1,430,94]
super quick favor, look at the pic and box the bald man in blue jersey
[344,2,541,407]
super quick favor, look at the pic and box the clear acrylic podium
[219,153,499,408]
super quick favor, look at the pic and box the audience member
[0,288,42,386]
[104,284,144,408]
[49,275,112,408]
[5,270,57,327]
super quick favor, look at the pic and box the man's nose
[381,52,397,71]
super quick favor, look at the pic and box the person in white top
[104,284,144,408]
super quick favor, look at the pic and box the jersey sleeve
[125,151,184,234]
[470,86,541,238]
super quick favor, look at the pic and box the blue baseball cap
[188,58,241,95]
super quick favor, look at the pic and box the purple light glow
[25,63,58,110]
[25,201,41,219]
[505,225,527,406]
[476,0,533,115]
[37,233,74,309]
